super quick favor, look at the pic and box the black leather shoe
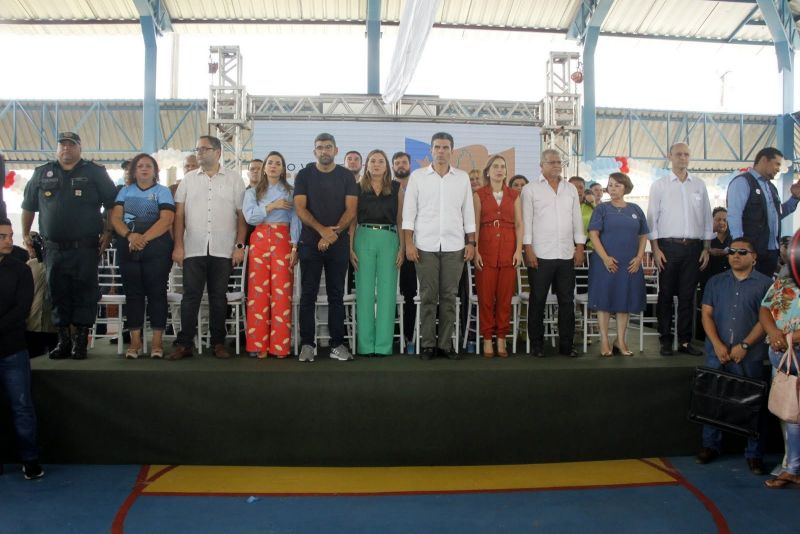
[695,447,719,464]
[444,349,462,360]
[49,327,72,360]
[560,348,579,358]
[71,326,90,360]
[531,347,545,358]
[747,458,766,476]
[660,344,674,356]
[420,347,436,360]
[678,343,703,356]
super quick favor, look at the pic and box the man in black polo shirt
[21,132,118,360]
[294,133,359,362]
[0,217,44,479]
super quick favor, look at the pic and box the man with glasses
[294,133,359,362]
[647,143,713,356]
[697,237,772,475]
[521,148,585,357]
[170,135,247,360]
[21,132,117,360]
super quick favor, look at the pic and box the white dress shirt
[401,165,476,252]
[175,167,246,259]
[521,174,586,260]
[646,172,713,241]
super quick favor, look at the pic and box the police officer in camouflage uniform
[21,132,117,360]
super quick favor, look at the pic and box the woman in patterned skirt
[242,151,300,358]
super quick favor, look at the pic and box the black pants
[399,259,417,341]
[117,235,173,330]
[657,240,701,345]
[298,240,349,348]
[44,246,100,327]
[177,254,233,347]
[528,258,575,352]
[754,249,779,278]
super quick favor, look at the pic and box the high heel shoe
[496,340,508,358]
[482,340,495,358]
[600,341,613,357]
[613,339,634,357]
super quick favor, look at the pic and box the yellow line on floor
[142,459,676,495]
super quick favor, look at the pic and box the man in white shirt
[647,143,713,356]
[402,132,476,360]
[521,149,586,357]
[169,135,247,360]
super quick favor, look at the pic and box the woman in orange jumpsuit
[473,155,523,357]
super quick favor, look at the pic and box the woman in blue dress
[588,172,649,357]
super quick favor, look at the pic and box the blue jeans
[769,348,800,474]
[298,240,349,348]
[0,350,39,462]
[701,349,767,459]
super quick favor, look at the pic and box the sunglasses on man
[727,248,752,256]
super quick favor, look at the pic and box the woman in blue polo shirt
[110,153,175,359]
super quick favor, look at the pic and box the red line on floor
[140,480,679,498]
[110,465,150,534]
[639,458,730,534]
[147,465,178,482]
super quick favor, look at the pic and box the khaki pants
[416,249,464,350]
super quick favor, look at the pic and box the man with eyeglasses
[521,148,586,358]
[697,236,772,475]
[169,135,247,360]
[647,143,713,356]
[294,133,359,362]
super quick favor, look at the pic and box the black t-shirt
[294,164,359,244]
[22,159,117,241]
[0,256,33,358]
[357,180,400,225]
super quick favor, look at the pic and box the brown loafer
[167,345,193,361]
[213,343,231,359]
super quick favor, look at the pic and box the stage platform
[8,337,759,467]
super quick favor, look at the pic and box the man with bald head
[647,143,713,356]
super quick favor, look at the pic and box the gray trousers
[416,249,464,350]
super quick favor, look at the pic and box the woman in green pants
[349,149,405,356]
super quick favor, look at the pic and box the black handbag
[687,366,768,438]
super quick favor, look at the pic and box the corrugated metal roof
[0,0,794,44]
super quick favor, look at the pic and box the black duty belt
[658,238,702,245]
[45,237,99,250]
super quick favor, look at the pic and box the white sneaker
[299,345,315,362]
[329,345,354,361]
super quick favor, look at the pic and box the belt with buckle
[45,237,99,250]
[481,220,514,228]
[659,238,701,245]
[359,224,396,233]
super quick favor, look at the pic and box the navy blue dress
[588,202,649,313]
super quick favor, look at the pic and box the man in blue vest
[727,147,800,277]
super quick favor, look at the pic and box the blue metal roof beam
[567,0,615,160]
[132,0,173,36]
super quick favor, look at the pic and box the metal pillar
[367,0,381,95]
[140,16,158,154]
[567,0,614,162]
[757,0,797,233]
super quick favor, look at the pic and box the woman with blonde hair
[349,149,404,356]
[473,154,523,357]
[242,151,300,358]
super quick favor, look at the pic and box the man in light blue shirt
[727,147,800,277]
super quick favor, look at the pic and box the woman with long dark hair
[110,153,175,358]
[349,149,404,357]
[243,151,299,358]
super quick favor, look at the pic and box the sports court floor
[1,454,796,533]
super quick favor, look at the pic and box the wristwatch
[739,342,750,351]
[235,243,245,250]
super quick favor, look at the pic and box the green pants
[354,227,399,355]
